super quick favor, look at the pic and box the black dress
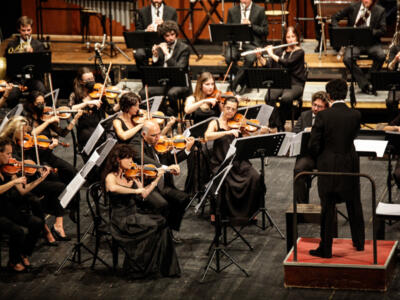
[209,120,263,223]
[108,191,180,278]
[113,117,137,145]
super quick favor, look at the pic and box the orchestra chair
[80,9,107,43]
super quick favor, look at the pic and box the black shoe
[43,239,58,247]
[362,84,377,96]
[238,85,250,96]
[171,231,182,244]
[51,226,71,241]
[353,242,364,251]
[309,247,332,258]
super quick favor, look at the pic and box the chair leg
[112,238,118,271]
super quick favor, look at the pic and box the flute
[240,42,298,57]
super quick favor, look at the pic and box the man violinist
[5,16,47,108]
[131,120,194,242]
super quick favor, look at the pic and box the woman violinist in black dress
[260,26,307,131]
[204,97,269,224]
[103,144,180,278]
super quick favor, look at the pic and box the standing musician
[68,67,119,157]
[308,79,364,258]
[138,20,191,116]
[293,91,329,204]
[134,0,177,69]
[383,110,400,188]
[385,43,400,121]
[225,0,268,94]
[0,117,69,243]
[131,120,194,242]
[204,97,269,224]
[331,0,386,95]
[0,137,48,272]
[5,16,47,108]
[102,144,180,278]
[258,26,306,132]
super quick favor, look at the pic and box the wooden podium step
[284,237,398,291]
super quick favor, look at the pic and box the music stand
[233,133,286,237]
[199,153,249,282]
[385,131,400,204]
[56,138,117,274]
[209,24,252,87]
[236,104,274,125]
[6,51,52,78]
[0,104,23,132]
[140,96,163,112]
[330,27,374,107]
[245,68,291,109]
[371,71,400,113]
[123,31,163,50]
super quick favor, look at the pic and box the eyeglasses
[312,103,325,109]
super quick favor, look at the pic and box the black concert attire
[264,47,307,131]
[138,39,191,115]
[331,2,386,92]
[225,2,268,91]
[293,110,315,204]
[386,44,400,121]
[4,37,47,108]
[108,190,180,278]
[112,117,137,145]
[134,3,177,68]
[131,135,190,231]
[387,113,400,187]
[209,120,263,224]
[309,101,364,256]
[0,174,43,265]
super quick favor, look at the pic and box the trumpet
[240,42,298,57]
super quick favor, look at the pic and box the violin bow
[145,84,151,120]
[98,63,113,102]
[48,73,57,118]
[32,126,41,166]
[223,61,234,84]
[140,136,144,187]
[20,125,25,185]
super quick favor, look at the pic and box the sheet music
[289,132,303,157]
[59,173,86,208]
[0,104,23,132]
[278,133,294,156]
[354,139,388,158]
[376,202,400,216]
[82,124,105,155]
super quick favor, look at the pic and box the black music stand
[385,132,400,204]
[209,24,252,87]
[6,51,52,78]
[199,154,249,282]
[123,31,163,50]
[330,27,374,107]
[371,71,400,114]
[233,133,286,237]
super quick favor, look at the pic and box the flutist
[257,26,306,132]
[385,42,400,121]
[4,16,47,108]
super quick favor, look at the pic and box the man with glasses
[293,91,329,204]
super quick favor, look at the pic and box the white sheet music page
[278,132,294,156]
[376,202,400,216]
[353,139,388,158]
[59,173,86,208]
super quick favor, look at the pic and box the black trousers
[134,48,152,69]
[0,216,26,264]
[343,44,385,91]
[319,190,365,255]
[145,186,189,231]
[293,156,315,204]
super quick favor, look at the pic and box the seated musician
[102,143,181,278]
[138,20,191,116]
[0,137,49,272]
[131,120,194,242]
[5,16,47,108]
[68,67,118,156]
[293,91,329,204]
[0,117,68,244]
[0,83,13,109]
[383,111,400,188]
[258,26,306,132]
[385,44,400,121]
[112,92,175,145]
[204,97,269,224]
[225,0,268,94]
[134,0,177,69]
[331,0,386,95]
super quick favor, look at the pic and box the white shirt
[152,39,177,67]
[354,3,371,27]
[151,3,164,27]
[240,2,252,22]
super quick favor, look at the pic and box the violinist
[69,67,118,155]
[0,137,48,272]
[204,97,267,224]
[0,82,13,109]
[131,120,194,243]
[113,92,175,145]
[257,26,306,132]
[0,116,70,242]
[102,143,181,278]
[184,72,223,124]
[5,16,47,108]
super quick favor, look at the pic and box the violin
[41,106,83,120]
[133,109,170,125]
[89,83,123,100]
[124,162,158,179]
[227,113,263,133]
[154,135,203,153]
[0,80,27,93]
[1,158,57,176]
[22,133,70,150]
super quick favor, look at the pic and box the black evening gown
[108,191,181,278]
[209,120,263,224]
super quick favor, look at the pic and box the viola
[133,109,170,125]
[0,80,27,93]
[227,113,263,133]
[22,133,70,150]
[41,106,84,120]
[124,162,159,179]
[154,135,203,153]
[1,158,57,176]
[89,83,123,100]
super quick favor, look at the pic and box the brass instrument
[240,42,298,57]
